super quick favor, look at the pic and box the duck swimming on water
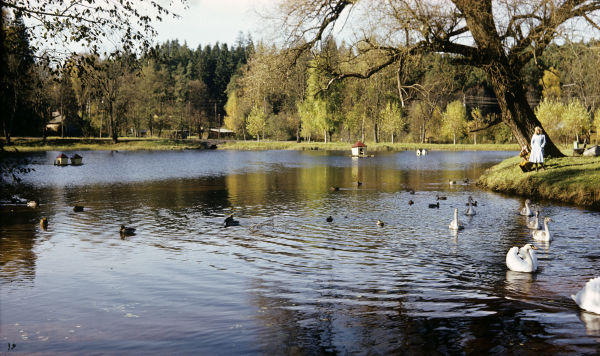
[120,225,136,236]
[224,215,240,227]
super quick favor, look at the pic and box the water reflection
[1,150,599,354]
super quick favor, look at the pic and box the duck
[506,244,538,272]
[520,199,534,216]
[408,200,414,206]
[428,202,440,209]
[40,217,48,230]
[27,200,39,208]
[571,277,600,314]
[355,181,362,186]
[527,210,542,230]
[73,205,84,212]
[465,196,478,207]
[224,214,240,227]
[416,149,422,156]
[449,208,464,230]
[406,188,415,195]
[120,225,136,236]
[463,178,470,184]
[448,179,457,185]
[465,200,476,216]
[436,195,447,200]
[377,219,384,227]
[326,216,333,223]
[329,186,340,192]
[532,217,552,241]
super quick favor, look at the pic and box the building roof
[210,128,234,133]
[48,111,64,124]
[57,153,68,158]
[352,141,367,148]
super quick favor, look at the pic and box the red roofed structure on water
[351,141,367,157]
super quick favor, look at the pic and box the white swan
[571,277,600,314]
[520,199,534,216]
[532,217,552,241]
[465,199,476,216]
[449,208,464,230]
[527,210,541,230]
[506,244,538,272]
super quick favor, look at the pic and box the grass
[477,150,600,209]
[219,140,520,152]
[2,137,520,152]
[1,137,212,152]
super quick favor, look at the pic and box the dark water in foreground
[1,150,599,355]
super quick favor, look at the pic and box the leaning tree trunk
[486,63,563,157]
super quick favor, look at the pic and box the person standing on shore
[529,126,546,171]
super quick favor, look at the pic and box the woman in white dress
[529,126,546,171]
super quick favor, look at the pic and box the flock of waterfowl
[32,201,137,238]
[25,186,600,316]
[506,198,599,315]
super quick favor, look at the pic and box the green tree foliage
[563,99,591,143]
[442,100,467,144]
[540,67,561,100]
[246,105,266,141]
[535,99,566,145]
[379,102,405,144]
[224,90,247,139]
[594,108,600,144]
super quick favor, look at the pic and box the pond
[1,149,599,354]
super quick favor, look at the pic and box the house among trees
[46,111,64,134]
[209,128,235,139]
[45,111,83,137]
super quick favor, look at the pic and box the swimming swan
[465,199,476,216]
[506,244,538,272]
[449,208,464,230]
[527,211,541,230]
[520,199,534,216]
[571,277,600,314]
[532,217,552,241]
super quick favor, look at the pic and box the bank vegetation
[477,153,600,209]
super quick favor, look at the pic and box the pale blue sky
[153,0,271,48]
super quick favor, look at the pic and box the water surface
[1,149,599,354]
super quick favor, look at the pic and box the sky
[152,0,273,48]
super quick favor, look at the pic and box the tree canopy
[274,0,600,156]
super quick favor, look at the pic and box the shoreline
[3,137,599,209]
[1,137,520,153]
[477,154,600,210]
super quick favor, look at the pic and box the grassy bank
[477,153,600,209]
[1,137,214,152]
[2,137,520,152]
[218,140,520,152]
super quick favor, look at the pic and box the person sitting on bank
[519,146,534,172]
[529,126,546,171]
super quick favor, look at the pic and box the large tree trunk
[486,63,563,157]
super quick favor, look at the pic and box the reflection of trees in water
[0,206,41,285]
[247,272,587,354]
